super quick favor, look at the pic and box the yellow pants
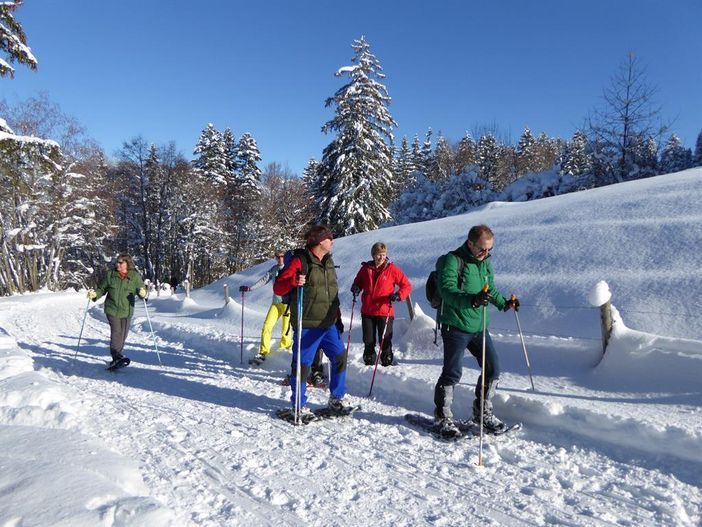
[260,302,292,355]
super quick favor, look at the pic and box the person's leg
[434,327,471,421]
[107,315,131,361]
[279,303,292,350]
[319,326,348,400]
[361,315,376,365]
[467,332,501,419]
[379,316,395,366]
[311,347,324,375]
[259,304,281,356]
[290,327,325,408]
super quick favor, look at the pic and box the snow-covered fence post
[588,281,613,356]
[405,294,415,320]
[183,279,190,298]
[223,284,229,305]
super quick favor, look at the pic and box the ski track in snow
[4,292,701,527]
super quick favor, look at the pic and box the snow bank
[0,330,176,525]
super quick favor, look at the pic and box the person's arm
[93,272,110,300]
[273,257,303,297]
[248,267,274,292]
[394,266,412,300]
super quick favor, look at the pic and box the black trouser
[362,315,394,359]
[106,315,131,360]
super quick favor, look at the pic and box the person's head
[304,225,334,253]
[466,224,494,261]
[115,254,135,272]
[274,249,285,264]
[371,242,387,267]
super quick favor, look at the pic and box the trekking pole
[74,298,91,360]
[345,293,357,356]
[143,298,163,365]
[512,294,535,391]
[240,290,245,364]
[294,284,304,424]
[367,301,392,397]
[478,283,489,467]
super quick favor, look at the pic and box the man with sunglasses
[433,224,520,438]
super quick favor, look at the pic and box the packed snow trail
[2,291,700,526]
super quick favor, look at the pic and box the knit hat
[305,225,333,247]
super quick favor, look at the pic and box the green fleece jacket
[438,242,506,333]
[93,270,145,318]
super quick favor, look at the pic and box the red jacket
[352,261,412,317]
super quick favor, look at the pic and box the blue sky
[3,0,700,175]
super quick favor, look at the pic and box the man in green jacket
[88,254,147,367]
[433,225,519,437]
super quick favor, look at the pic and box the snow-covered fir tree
[477,133,500,186]
[454,132,477,175]
[393,136,416,189]
[659,133,691,174]
[0,0,37,79]
[410,134,424,176]
[693,129,702,167]
[429,132,452,181]
[193,123,228,187]
[560,130,591,176]
[316,36,397,235]
[515,127,537,176]
[421,128,434,179]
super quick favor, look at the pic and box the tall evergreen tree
[561,130,591,176]
[477,133,500,186]
[693,129,702,167]
[316,36,397,235]
[515,127,537,176]
[394,136,415,189]
[429,132,452,181]
[659,134,691,174]
[0,0,37,79]
[454,132,477,175]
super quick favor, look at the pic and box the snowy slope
[0,168,701,526]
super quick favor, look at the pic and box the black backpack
[425,251,465,309]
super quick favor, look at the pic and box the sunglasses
[471,242,493,254]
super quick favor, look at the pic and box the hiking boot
[363,352,376,366]
[473,407,507,434]
[308,372,327,388]
[109,354,125,367]
[435,417,461,438]
[327,396,352,414]
[380,352,394,367]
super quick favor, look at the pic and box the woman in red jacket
[351,242,412,366]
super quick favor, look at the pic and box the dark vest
[289,250,339,329]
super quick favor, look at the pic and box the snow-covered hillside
[1,169,701,526]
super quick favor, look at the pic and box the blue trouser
[434,326,500,419]
[291,325,347,407]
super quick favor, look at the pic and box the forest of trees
[1,1,701,296]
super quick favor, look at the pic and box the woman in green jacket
[87,254,146,367]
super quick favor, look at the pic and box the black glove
[239,285,250,292]
[389,292,401,302]
[504,296,520,311]
[335,319,344,335]
[471,290,491,308]
[350,284,361,296]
